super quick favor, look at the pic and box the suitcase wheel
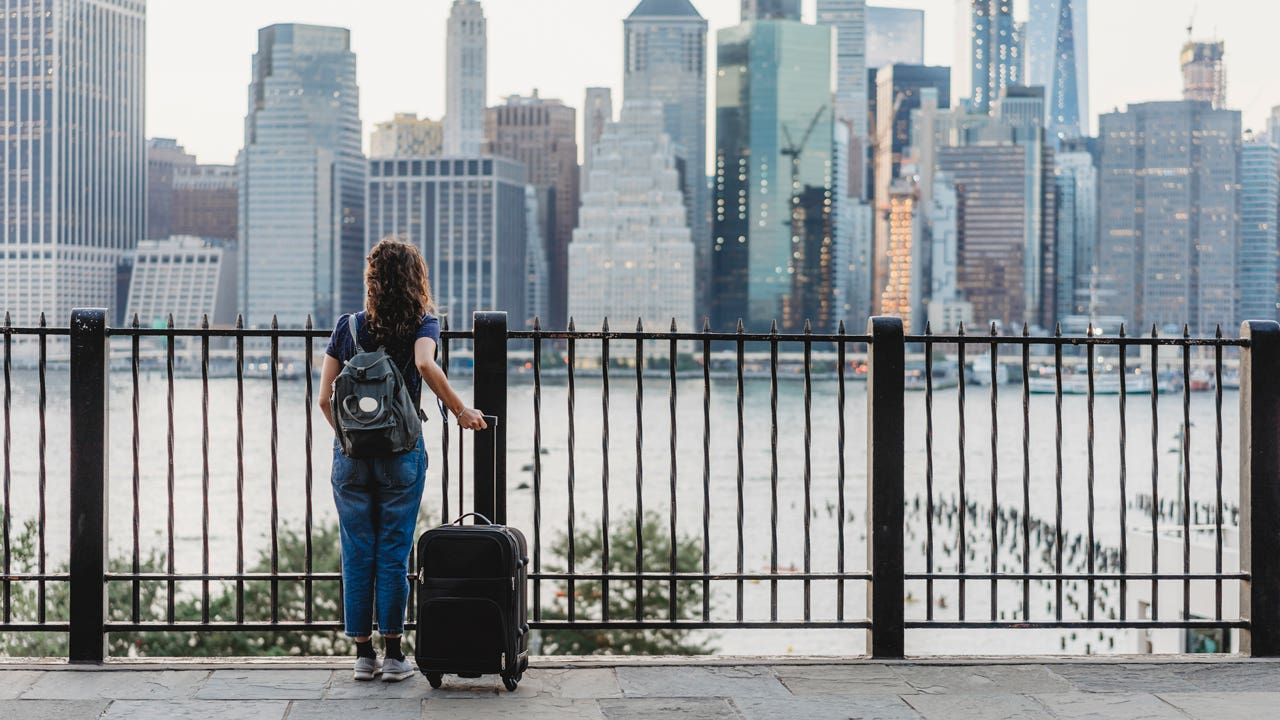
[503,675,519,692]
[425,672,443,689]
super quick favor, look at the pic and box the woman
[319,238,487,682]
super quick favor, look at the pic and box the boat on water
[904,360,959,391]
[1027,368,1156,395]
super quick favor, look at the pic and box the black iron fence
[3,309,1278,662]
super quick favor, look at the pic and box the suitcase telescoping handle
[449,512,493,526]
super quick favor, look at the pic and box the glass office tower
[713,19,834,332]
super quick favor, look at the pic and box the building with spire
[623,0,709,319]
[1026,0,1089,140]
[239,23,364,329]
[445,0,487,156]
[569,102,694,333]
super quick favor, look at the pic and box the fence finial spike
[924,320,932,335]
[770,318,778,334]
[441,315,450,331]
[3,311,8,327]
[991,321,998,336]
[568,316,576,332]
[1119,322,1126,337]
[1054,322,1062,336]
[1151,324,1158,338]
[838,319,846,334]
[271,314,278,330]
[235,314,243,329]
[533,316,541,331]
[304,314,312,330]
[167,313,174,329]
[958,321,965,335]
[736,318,744,333]
[804,318,812,333]
[703,316,711,332]
[670,317,678,332]
[1087,321,1094,337]
[1184,323,1190,338]
[601,316,609,332]
[1216,323,1223,338]
[636,317,643,332]
[132,313,140,329]
[202,314,210,330]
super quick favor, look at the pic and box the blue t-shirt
[325,311,440,400]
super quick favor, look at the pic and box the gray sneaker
[381,656,415,682]
[353,655,382,681]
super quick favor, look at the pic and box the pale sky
[148,0,1280,169]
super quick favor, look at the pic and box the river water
[1,367,1240,656]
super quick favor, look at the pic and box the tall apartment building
[1182,41,1226,109]
[817,0,869,138]
[714,17,835,331]
[1,0,146,325]
[370,113,444,158]
[866,6,924,68]
[365,157,528,329]
[445,0,487,156]
[1098,101,1240,334]
[623,0,709,318]
[1026,0,1089,139]
[1239,140,1278,323]
[569,102,694,332]
[484,92,578,329]
[239,24,364,330]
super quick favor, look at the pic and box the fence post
[473,311,508,525]
[69,308,109,663]
[1240,320,1280,656]
[866,316,905,658]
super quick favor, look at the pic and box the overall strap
[348,313,364,354]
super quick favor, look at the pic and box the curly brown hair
[364,237,434,344]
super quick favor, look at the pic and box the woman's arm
[317,354,341,431]
[416,337,488,430]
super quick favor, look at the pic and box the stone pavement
[0,656,1277,719]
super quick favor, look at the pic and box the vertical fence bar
[989,323,999,621]
[701,318,712,622]
[1054,323,1064,622]
[924,324,935,620]
[566,320,577,621]
[69,308,108,663]
[802,320,813,621]
[668,319,678,621]
[269,316,280,622]
[201,316,211,624]
[37,314,46,622]
[1240,320,1280,655]
[957,323,967,621]
[235,315,245,623]
[473,311,507,524]
[1181,325,1192,621]
[1118,324,1129,622]
[165,314,176,623]
[634,319,645,622]
[1150,326,1160,620]
[440,318,450,524]
[532,319,543,622]
[1,313,8,623]
[1214,326,1224,622]
[130,316,141,625]
[600,319,610,622]
[303,316,314,623]
[769,320,779,620]
[1086,326,1096,621]
[836,321,847,623]
[866,316,904,658]
[735,320,745,622]
[1020,323,1030,621]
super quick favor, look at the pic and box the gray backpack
[331,314,424,458]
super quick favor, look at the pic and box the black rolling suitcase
[414,419,529,692]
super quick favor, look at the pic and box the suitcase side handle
[449,512,493,526]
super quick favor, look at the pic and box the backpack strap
[348,313,364,354]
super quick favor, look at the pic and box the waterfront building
[484,92,578,329]
[624,0,709,319]
[582,88,614,193]
[956,0,1023,114]
[445,0,487,156]
[1026,0,1089,140]
[866,6,924,68]
[126,237,238,329]
[1097,101,1240,335]
[370,113,443,158]
[239,23,364,330]
[1052,151,1097,319]
[365,157,528,330]
[1239,139,1279,323]
[1182,40,1226,109]
[713,16,835,331]
[1,0,145,325]
[569,102,694,333]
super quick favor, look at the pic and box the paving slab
[1047,664,1200,694]
[417,673,501,698]
[0,699,112,720]
[893,664,1074,695]
[196,669,333,700]
[285,698,422,720]
[0,671,44,700]
[1032,693,1188,720]
[425,696,604,719]
[616,665,788,698]
[508,668,622,699]
[771,664,917,696]
[735,695,923,720]
[22,669,209,700]
[599,698,743,720]
[103,699,290,719]
[1169,662,1280,692]
[1157,692,1280,719]
[903,693,1052,719]
[324,672,430,699]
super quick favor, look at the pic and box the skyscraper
[714,17,835,331]
[623,0,709,319]
[582,87,614,193]
[445,0,487,156]
[1026,0,1089,139]
[866,6,924,69]
[570,102,695,332]
[370,113,444,158]
[1,0,145,325]
[148,139,196,240]
[148,139,237,242]
[1239,139,1278,323]
[239,24,364,329]
[1052,150,1097,319]
[1098,101,1240,334]
[879,180,925,332]
[816,0,868,138]
[741,0,801,21]
[1182,40,1226,109]
[365,157,528,329]
[484,92,579,329]
[958,0,1023,114]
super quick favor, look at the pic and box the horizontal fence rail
[0,310,1275,662]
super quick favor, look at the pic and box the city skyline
[147,0,1280,170]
